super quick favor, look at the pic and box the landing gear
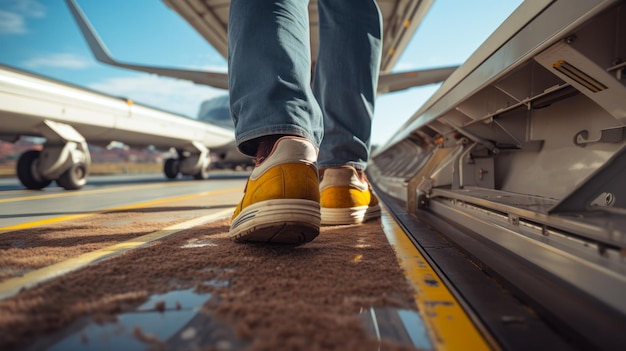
[163,142,211,181]
[15,121,91,191]
[16,144,90,190]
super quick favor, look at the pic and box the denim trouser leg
[314,0,382,171]
[228,0,382,167]
[228,0,323,157]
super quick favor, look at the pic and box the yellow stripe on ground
[0,208,234,301]
[0,214,96,231]
[0,181,207,204]
[0,180,234,203]
[0,183,159,203]
[0,186,243,232]
[381,210,492,351]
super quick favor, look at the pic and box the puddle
[31,288,246,351]
[136,288,209,312]
[360,307,433,350]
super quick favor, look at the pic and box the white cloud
[0,0,45,35]
[12,0,45,18]
[22,53,92,69]
[88,75,226,118]
[0,10,25,34]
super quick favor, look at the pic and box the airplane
[0,0,458,191]
[0,63,236,190]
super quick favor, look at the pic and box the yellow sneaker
[319,166,381,225]
[229,136,321,244]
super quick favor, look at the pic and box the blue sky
[0,0,522,146]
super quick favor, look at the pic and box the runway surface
[0,172,248,230]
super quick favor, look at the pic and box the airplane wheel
[56,162,87,190]
[16,150,52,190]
[164,158,179,179]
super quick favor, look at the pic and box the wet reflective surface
[360,307,433,350]
[33,289,431,351]
[31,288,246,351]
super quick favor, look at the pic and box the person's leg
[227,0,322,244]
[314,0,383,224]
[313,0,382,170]
[228,0,323,157]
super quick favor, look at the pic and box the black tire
[164,158,179,179]
[56,162,87,190]
[16,150,51,190]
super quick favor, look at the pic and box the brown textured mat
[0,189,239,282]
[0,211,182,280]
[0,218,420,350]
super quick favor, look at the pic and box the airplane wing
[66,0,228,90]
[68,0,453,92]
[377,66,459,94]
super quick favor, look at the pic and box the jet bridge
[369,0,626,349]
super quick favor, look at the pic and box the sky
[0,0,522,146]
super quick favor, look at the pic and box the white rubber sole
[229,199,321,244]
[320,204,381,225]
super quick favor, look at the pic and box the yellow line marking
[0,208,234,301]
[0,186,243,232]
[0,181,204,204]
[381,210,491,351]
[0,214,94,232]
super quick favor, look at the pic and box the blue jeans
[228,0,382,170]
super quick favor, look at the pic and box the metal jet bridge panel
[370,0,626,349]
